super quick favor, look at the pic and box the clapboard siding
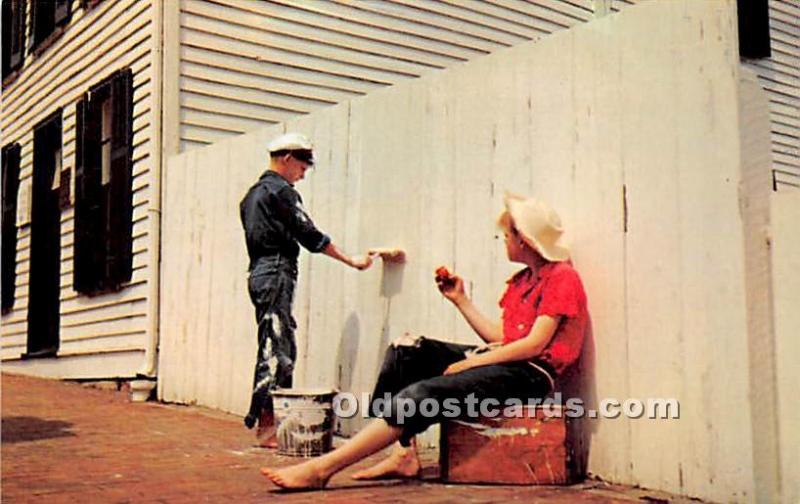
[180,45,380,95]
[175,0,799,192]
[2,2,152,132]
[222,0,485,59]
[176,0,595,147]
[181,7,445,74]
[180,60,352,104]
[749,0,800,190]
[180,75,328,114]
[464,0,592,27]
[0,0,156,371]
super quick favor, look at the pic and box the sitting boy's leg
[381,362,551,441]
[369,336,475,414]
[261,419,405,490]
[351,438,421,480]
[354,361,550,481]
[344,337,474,480]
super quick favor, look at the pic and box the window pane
[51,148,62,190]
[101,98,112,185]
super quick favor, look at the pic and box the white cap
[267,132,313,152]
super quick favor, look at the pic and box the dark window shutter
[2,1,25,78]
[73,93,105,294]
[30,1,56,50]
[30,1,39,48]
[2,143,21,313]
[2,1,11,78]
[55,0,72,26]
[11,0,25,70]
[738,0,771,59]
[107,69,134,288]
[74,68,134,296]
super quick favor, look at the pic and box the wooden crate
[440,406,578,485]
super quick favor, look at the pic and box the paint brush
[368,248,407,264]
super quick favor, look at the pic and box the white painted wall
[770,192,800,504]
[738,67,781,504]
[160,1,790,501]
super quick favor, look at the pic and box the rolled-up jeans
[244,255,298,429]
[368,336,552,446]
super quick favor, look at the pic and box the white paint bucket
[272,388,337,457]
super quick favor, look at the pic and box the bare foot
[260,461,329,490]
[256,412,278,449]
[350,446,421,480]
[256,424,278,449]
[257,433,278,449]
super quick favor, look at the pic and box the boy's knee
[390,333,423,348]
[379,334,423,367]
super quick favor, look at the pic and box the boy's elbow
[524,335,552,357]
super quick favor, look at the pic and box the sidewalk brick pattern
[2,373,696,503]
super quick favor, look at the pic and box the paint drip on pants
[244,258,297,429]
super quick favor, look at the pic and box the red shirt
[499,262,588,377]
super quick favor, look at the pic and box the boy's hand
[350,254,373,270]
[435,266,465,304]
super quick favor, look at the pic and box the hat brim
[520,234,570,262]
[504,194,570,262]
[291,149,314,165]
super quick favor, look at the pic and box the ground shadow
[268,479,419,494]
[1,416,76,443]
[336,313,361,394]
[335,313,361,436]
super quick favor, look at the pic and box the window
[2,143,21,314]
[2,0,26,80]
[74,69,134,295]
[26,112,63,358]
[30,0,71,53]
[738,0,771,59]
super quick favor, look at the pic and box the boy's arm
[322,242,372,270]
[438,273,503,344]
[444,315,559,375]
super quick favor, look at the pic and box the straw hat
[503,193,570,262]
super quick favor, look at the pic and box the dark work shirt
[240,171,331,270]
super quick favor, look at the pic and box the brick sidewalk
[2,373,696,503]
